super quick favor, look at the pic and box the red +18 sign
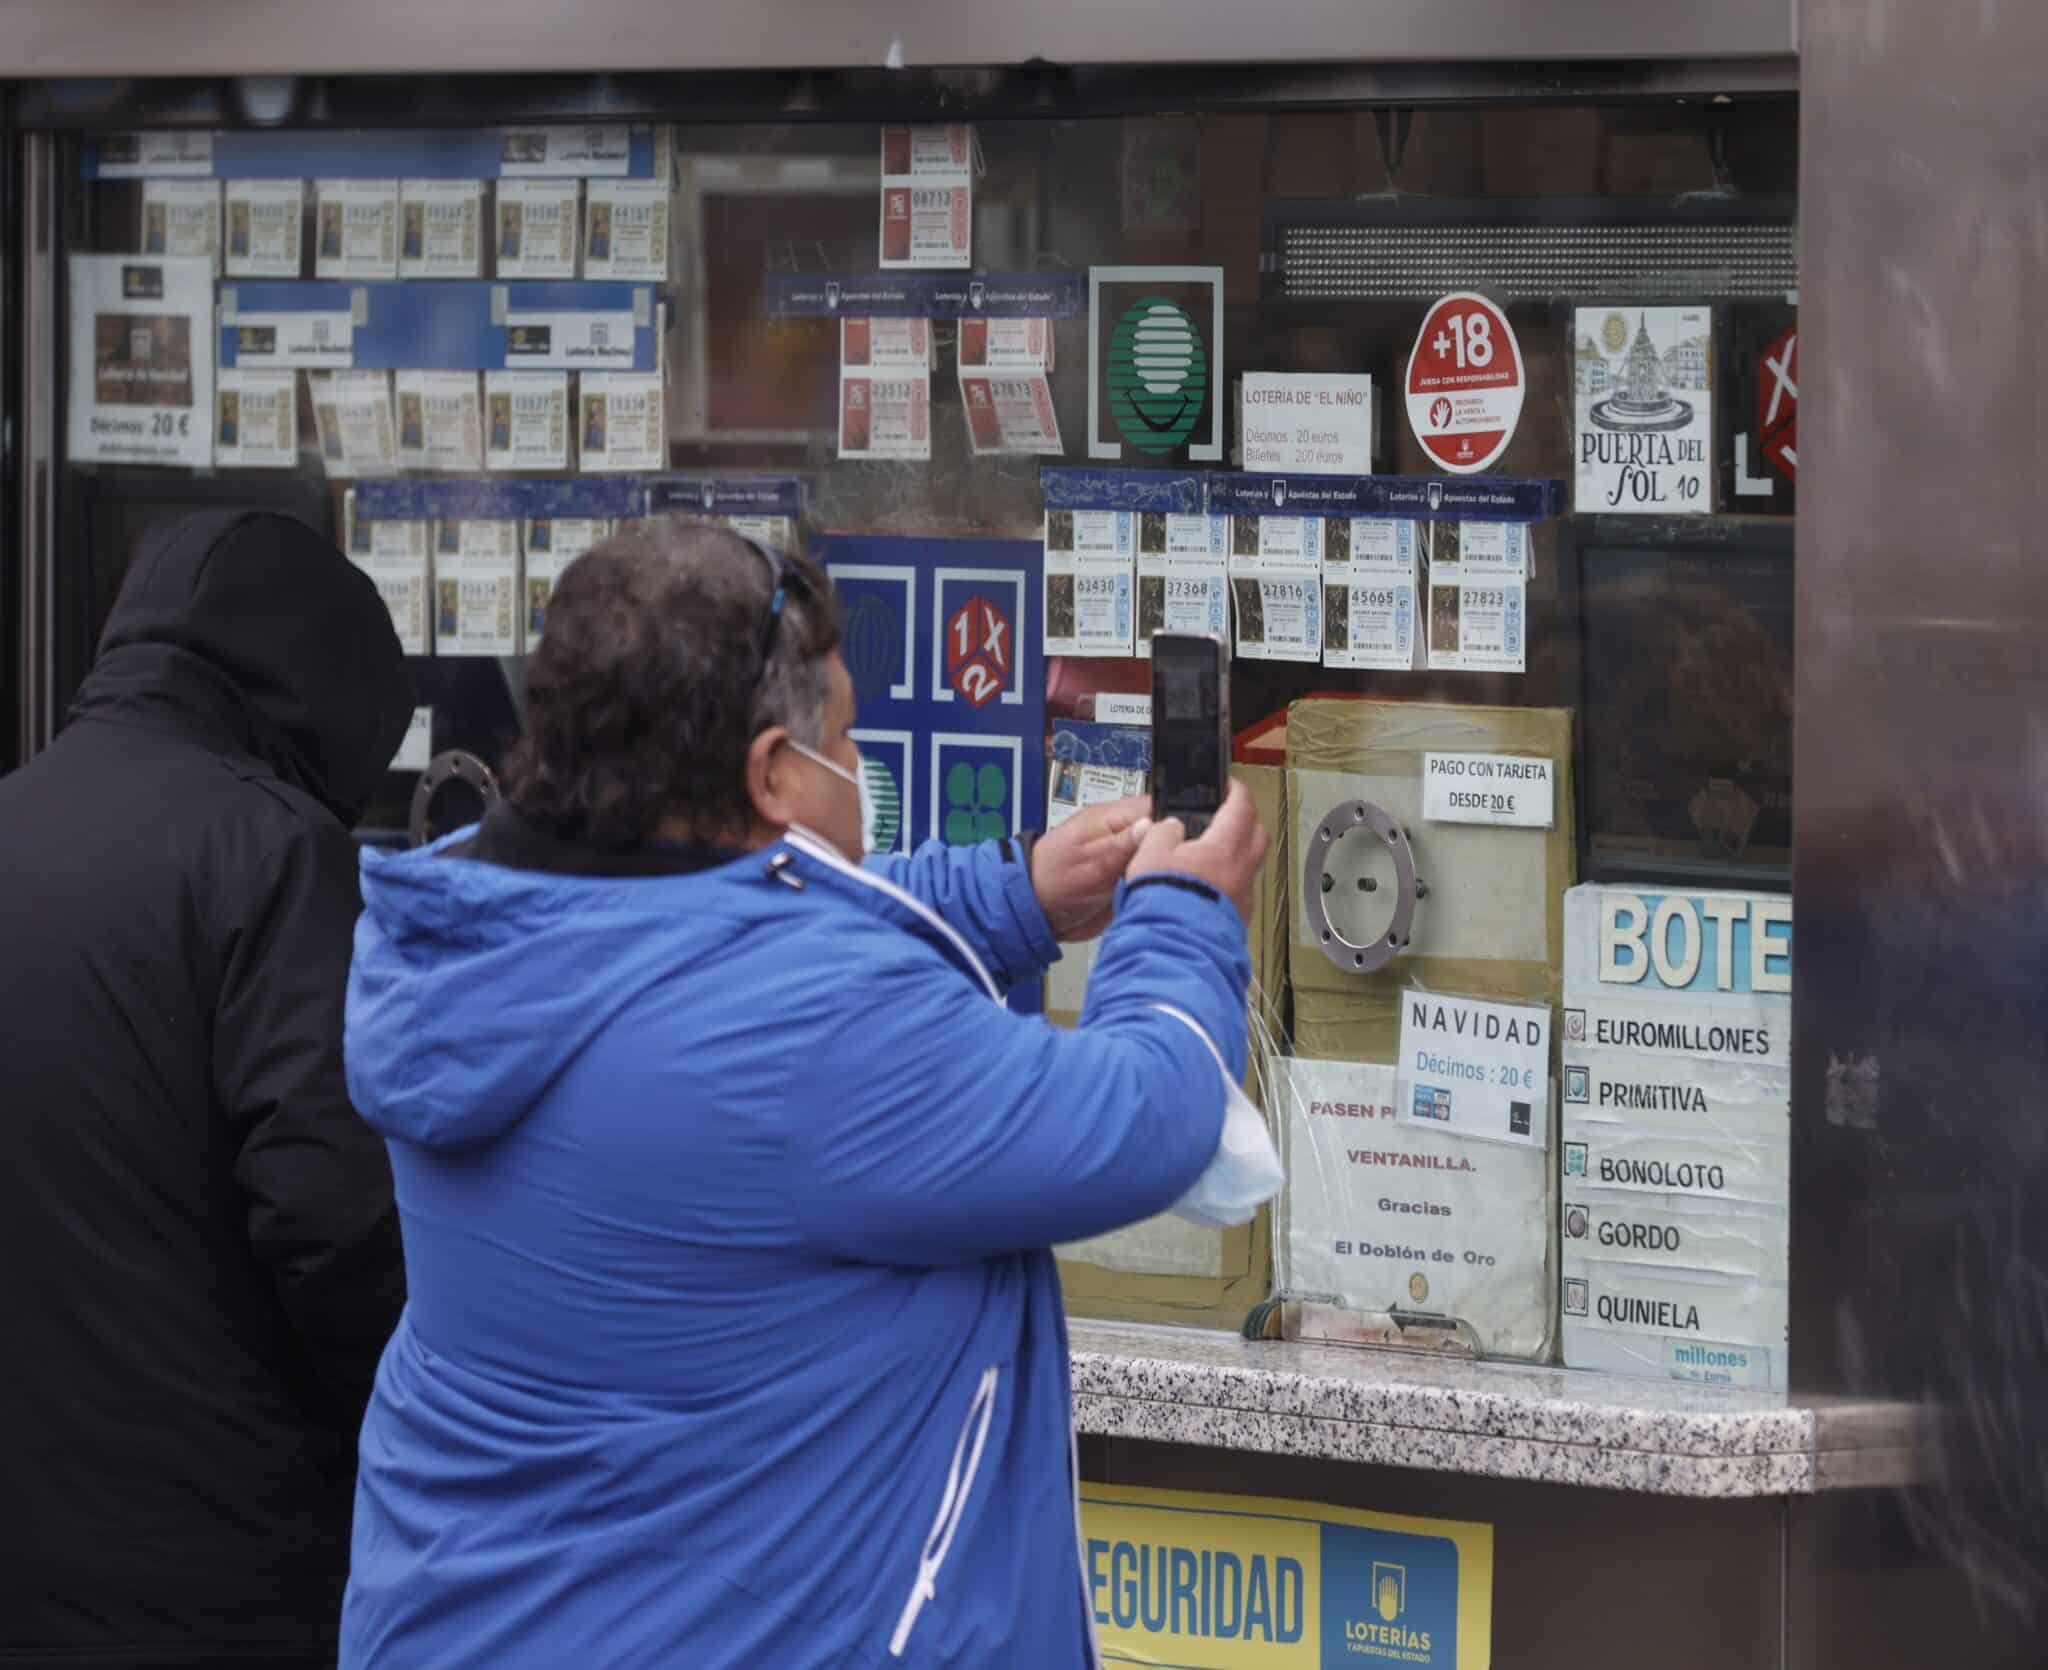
[1404,292,1525,475]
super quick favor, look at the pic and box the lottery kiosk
[5,2,2034,1665]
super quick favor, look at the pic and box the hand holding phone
[1128,779,1270,923]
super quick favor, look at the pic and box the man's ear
[746,724,796,831]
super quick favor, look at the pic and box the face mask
[787,738,870,862]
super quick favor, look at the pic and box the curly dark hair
[504,517,841,849]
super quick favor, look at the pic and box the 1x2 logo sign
[946,595,1012,707]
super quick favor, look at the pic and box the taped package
[1054,758,1287,1327]
[1285,696,1575,1056]
[1277,697,1572,1358]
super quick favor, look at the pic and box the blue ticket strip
[1039,467,1206,514]
[352,475,803,523]
[84,127,662,181]
[763,272,1085,319]
[1203,472,1565,523]
[646,476,805,517]
[219,281,658,372]
[353,477,647,522]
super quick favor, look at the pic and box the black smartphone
[1150,631,1231,838]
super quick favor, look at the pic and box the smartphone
[1150,631,1231,838]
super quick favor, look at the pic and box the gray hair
[503,516,842,848]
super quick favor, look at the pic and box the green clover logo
[943,761,1008,845]
[1107,296,1208,456]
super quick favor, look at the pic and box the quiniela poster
[1574,306,1713,515]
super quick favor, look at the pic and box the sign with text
[1281,1057,1549,1357]
[1405,292,1524,475]
[1422,753,1554,829]
[1242,372,1372,475]
[1399,990,1550,1151]
[1080,1482,1492,1670]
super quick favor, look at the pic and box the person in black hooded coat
[0,511,414,1670]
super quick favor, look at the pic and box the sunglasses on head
[735,531,820,715]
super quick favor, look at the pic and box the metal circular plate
[1302,799,1420,976]
[408,749,502,847]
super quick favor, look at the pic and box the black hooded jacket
[0,513,413,1669]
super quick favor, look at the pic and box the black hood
[71,511,412,826]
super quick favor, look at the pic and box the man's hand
[1029,796,1149,942]
[1126,780,1270,923]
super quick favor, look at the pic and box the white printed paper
[838,321,931,462]
[1241,372,1372,475]
[224,179,305,278]
[311,371,398,477]
[842,317,931,371]
[1559,1322,1777,1390]
[1574,305,1714,515]
[1560,1119,1789,1211]
[1562,1194,1787,1283]
[141,180,221,274]
[1280,1057,1549,1359]
[879,124,973,269]
[214,369,297,468]
[582,178,669,281]
[484,370,569,471]
[1449,520,1530,577]
[393,371,483,472]
[498,124,632,178]
[1560,884,1792,1385]
[1426,562,1525,673]
[1321,518,1420,672]
[960,374,1063,456]
[1095,693,1153,725]
[1047,760,1147,830]
[578,372,665,471]
[315,180,399,279]
[1042,509,1135,657]
[720,515,796,553]
[1229,532,1321,664]
[523,517,609,643]
[1561,1262,1785,1361]
[346,514,432,656]
[1228,513,1324,564]
[399,180,484,279]
[1137,514,1227,658]
[67,256,215,468]
[1399,989,1550,1150]
[495,180,580,278]
[391,707,433,773]
[958,316,1053,372]
[1422,753,1554,829]
[433,520,522,657]
[226,308,353,370]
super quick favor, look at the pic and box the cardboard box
[1055,754,1287,1328]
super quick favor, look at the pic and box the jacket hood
[73,511,412,825]
[347,835,755,1152]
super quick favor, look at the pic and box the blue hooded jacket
[339,815,1248,1668]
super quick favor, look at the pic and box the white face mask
[787,738,871,862]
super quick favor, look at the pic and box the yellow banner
[1080,1482,1491,1669]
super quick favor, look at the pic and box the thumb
[1132,814,1187,872]
[1197,778,1256,846]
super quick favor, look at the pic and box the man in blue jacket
[340,518,1267,1668]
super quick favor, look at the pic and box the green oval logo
[862,754,903,854]
[1107,297,1207,456]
